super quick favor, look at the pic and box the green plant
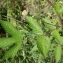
[0,20,23,60]
[25,16,63,63]
[0,0,63,63]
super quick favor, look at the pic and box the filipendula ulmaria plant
[0,20,23,60]
[25,16,51,58]
[25,16,62,62]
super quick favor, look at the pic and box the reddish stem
[57,14,63,26]
[46,0,63,27]
[46,0,54,8]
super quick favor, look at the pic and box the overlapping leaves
[0,20,23,60]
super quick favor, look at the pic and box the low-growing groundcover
[0,0,63,63]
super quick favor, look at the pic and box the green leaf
[60,36,63,44]
[54,45,62,63]
[44,23,56,30]
[42,18,56,30]
[0,38,15,48]
[37,36,50,58]
[0,20,23,59]
[54,2,60,14]
[2,43,21,60]
[0,20,16,36]
[25,16,43,35]
[52,30,61,44]
[30,45,38,53]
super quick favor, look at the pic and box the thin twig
[46,0,63,27]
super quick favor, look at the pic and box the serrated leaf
[37,36,50,58]
[0,38,15,48]
[42,18,56,30]
[2,43,21,60]
[25,16,43,35]
[52,30,61,44]
[44,23,56,30]
[0,20,16,36]
[54,45,62,63]
[54,2,60,14]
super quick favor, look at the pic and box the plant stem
[46,0,54,8]
[46,0,63,27]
